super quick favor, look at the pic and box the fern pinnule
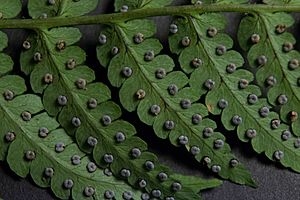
[0,0,21,19]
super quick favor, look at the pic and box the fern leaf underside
[0,25,142,199]
[238,12,300,172]
[4,0,300,199]
[16,1,221,199]
[96,11,254,187]
[0,76,141,199]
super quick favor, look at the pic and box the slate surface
[1,0,300,200]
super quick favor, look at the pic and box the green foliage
[22,25,216,199]
[0,30,140,199]
[238,11,300,171]
[0,31,20,160]
[0,32,13,76]
[17,2,221,199]
[169,12,256,185]
[0,75,26,160]
[169,1,300,174]
[0,75,141,199]
[0,0,22,19]
[3,0,300,199]
[97,12,254,187]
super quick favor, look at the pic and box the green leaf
[237,12,300,172]
[0,75,26,160]
[168,13,255,186]
[0,31,8,51]
[170,6,300,177]
[96,18,254,186]
[0,54,14,76]
[0,32,24,160]
[20,27,82,76]
[28,0,99,19]
[0,79,141,199]
[238,12,300,135]
[114,0,173,12]
[0,0,22,19]
[19,23,214,198]
[0,31,13,76]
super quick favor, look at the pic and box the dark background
[1,0,300,199]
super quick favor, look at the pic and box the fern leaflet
[239,10,300,133]
[0,0,21,19]
[0,75,142,199]
[238,10,300,171]
[169,11,259,186]
[96,4,254,186]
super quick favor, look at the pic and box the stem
[1,4,300,29]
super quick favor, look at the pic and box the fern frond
[0,76,142,199]
[96,15,254,186]
[5,0,300,198]
[169,3,300,173]
[0,0,22,19]
[18,20,219,200]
